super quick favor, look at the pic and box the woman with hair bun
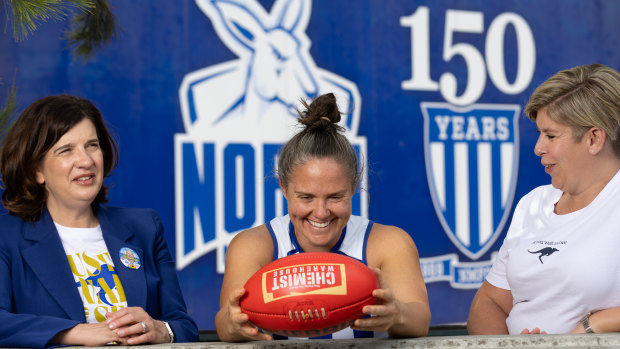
[215,93,430,342]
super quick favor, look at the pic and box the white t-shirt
[56,223,128,323]
[486,170,620,334]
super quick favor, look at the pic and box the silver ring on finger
[140,321,148,333]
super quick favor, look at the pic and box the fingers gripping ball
[240,252,378,337]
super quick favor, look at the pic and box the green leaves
[3,0,118,59]
[0,0,119,141]
[66,0,118,60]
[5,0,95,41]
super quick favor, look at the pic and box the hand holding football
[240,252,379,337]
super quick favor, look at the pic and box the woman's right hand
[53,322,120,346]
[222,287,272,341]
[215,225,276,341]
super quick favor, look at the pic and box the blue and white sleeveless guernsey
[266,214,388,339]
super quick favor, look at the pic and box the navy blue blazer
[0,206,198,348]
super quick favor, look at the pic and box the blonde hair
[525,64,620,154]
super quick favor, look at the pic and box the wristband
[163,321,175,342]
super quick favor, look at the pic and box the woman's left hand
[351,268,403,332]
[106,307,171,345]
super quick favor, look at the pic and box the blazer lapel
[21,211,85,321]
[98,208,147,310]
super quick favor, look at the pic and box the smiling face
[534,107,592,194]
[36,118,104,216]
[281,157,355,252]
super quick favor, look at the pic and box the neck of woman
[47,204,99,228]
[555,157,620,215]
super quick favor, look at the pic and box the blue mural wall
[1,0,618,330]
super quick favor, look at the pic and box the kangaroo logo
[181,0,361,140]
[528,247,559,264]
[175,0,365,272]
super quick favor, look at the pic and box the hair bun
[297,93,344,132]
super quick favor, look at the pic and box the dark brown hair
[0,94,119,221]
[278,93,360,189]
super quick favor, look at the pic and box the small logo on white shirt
[528,247,559,264]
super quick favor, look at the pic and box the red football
[240,252,379,337]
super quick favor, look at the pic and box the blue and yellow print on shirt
[66,251,128,323]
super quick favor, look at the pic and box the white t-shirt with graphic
[486,170,620,334]
[56,223,128,323]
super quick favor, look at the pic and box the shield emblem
[420,102,521,260]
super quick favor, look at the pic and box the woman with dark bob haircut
[1,94,118,221]
[0,95,198,347]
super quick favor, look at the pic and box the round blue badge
[119,247,141,269]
